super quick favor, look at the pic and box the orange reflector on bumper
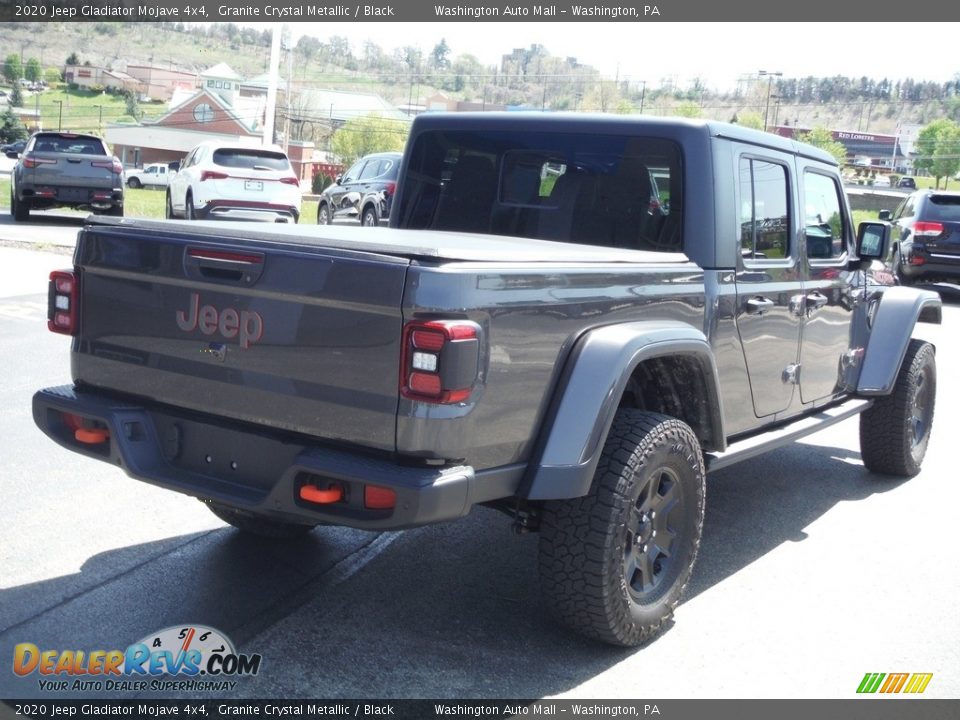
[299,484,344,504]
[364,485,397,510]
[75,427,109,445]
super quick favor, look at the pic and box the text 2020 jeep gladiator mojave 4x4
[34,115,941,646]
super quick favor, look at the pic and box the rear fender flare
[522,321,725,501]
[857,286,941,395]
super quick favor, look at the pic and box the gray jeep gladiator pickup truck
[33,115,941,646]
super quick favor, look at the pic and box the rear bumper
[33,385,519,530]
[194,199,299,223]
[900,254,960,282]
[19,183,123,209]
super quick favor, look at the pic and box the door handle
[805,292,829,311]
[745,297,775,315]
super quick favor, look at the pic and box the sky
[283,22,960,92]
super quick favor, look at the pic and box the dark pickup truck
[34,115,941,646]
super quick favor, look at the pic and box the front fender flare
[857,286,941,395]
[522,321,724,501]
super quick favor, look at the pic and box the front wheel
[127,177,141,189]
[317,202,331,225]
[538,410,705,646]
[205,501,318,540]
[860,339,936,476]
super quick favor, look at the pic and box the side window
[803,171,848,260]
[739,158,790,260]
[343,161,364,183]
[358,160,382,181]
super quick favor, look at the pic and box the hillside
[3,20,959,138]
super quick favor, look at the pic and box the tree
[732,111,764,130]
[915,119,960,189]
[0,108,28,144]
[25,58,42,83]
[797,127,848,166]
[674,101,702,118]
[330,114,407,165]
[10,81,23,109]
[65,52,80,66]
[430,39,451,70]
[123,90,142,121]
[4,54,23,84]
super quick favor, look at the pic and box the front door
[734,154,803,418]
[798,168,857,404]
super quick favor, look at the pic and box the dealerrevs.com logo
[13,625,261,693]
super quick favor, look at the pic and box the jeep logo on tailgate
[176,292,263,349]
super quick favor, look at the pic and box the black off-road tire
[205,501,317,540]
[538,410,706,647]
[860,339,936,476]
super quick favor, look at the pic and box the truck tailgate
[72,222,409,452]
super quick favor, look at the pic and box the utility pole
[759,70,782,132]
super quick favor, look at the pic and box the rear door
[330,159,369,218]
[734,151,803,417]
[27,134,117,191]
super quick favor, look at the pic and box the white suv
[167,142,301,223]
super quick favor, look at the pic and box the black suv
[882,189,960,284]
[897,176,917,189]
[317,152,401,227]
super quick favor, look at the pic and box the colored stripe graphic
[857,673,885,693]
[903,673,934,694]
[857,672,934,694]
[880,673,909,693]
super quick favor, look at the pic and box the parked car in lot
[125,162,177,189]
[872,175,891,187]
[7,131,123,221]
[882,189,960,284]
[1,139,27,155]
[166,141,301,223]
[897,176,917,189]
[317,151,401,226]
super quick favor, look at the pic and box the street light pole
[53,99,63,131]
[759,70,782,132]
[638,80,647,114]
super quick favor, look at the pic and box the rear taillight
[48,270,78,335]
[401,319,481,404]
[23,156,56,169]
[279,176,299,186]
[200,170,229,182]
[384,180,397,196]
[913,221,944,237]
[91,158,123,174]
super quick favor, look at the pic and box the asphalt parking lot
[0,227,957,703]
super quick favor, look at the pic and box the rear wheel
[362,206,379,227]
[165,191,174,219]
[205,501,317,540]
[107,204,124,217]
[538,410,705,646]
[185,193,196,220]
[11,189,29,222]
[860,339,936,476]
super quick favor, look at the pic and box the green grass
[0,180,320,224]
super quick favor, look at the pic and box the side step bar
[706,398,873,473]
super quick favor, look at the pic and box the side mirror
[857,221,890,261]
[5,150,20,159]
[878,209,892,221]
[335,175,343,185]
